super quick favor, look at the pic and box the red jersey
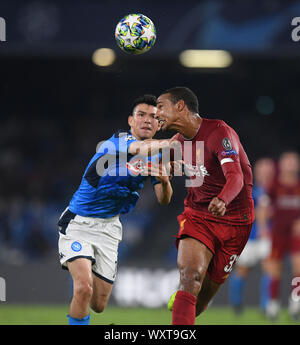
[176,118,254,225]
[268,179,300,235]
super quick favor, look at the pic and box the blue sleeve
[112,131,138,155]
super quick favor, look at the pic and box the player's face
[156,93,179,131]
[279,152,300,174]
[254,159,275,188]
[128,103,159,140]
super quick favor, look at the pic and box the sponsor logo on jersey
[184,163,210,178]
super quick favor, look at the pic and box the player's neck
[179,114,202,140]
[279,172,298,186]
[130,128,143,141]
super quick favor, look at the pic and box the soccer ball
[115,13,156,54]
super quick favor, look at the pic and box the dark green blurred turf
[0,305,299,325]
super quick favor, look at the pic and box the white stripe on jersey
[220,158,234,165]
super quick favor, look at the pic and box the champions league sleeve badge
[222,137,232,150]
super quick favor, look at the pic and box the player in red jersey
[265,151,300,320]
[156,87,254,325]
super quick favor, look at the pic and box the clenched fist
[208,197,226,217]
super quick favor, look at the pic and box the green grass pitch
[0,305,299,325]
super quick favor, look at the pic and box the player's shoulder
[203,118,235,139]
[109,129,137,143]
[205,118,232,130]
[111,129,131,139]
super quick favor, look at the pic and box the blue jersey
[69,130,160,218]
[249,184,265,240]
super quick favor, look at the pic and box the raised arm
[128,138,173,156]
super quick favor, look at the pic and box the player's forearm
[128,139,172,156]
[155,180,173,205]
[217,171,244,206]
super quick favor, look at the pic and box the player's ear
[128,115,133,127]
[176,99,185,112]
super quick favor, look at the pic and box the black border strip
[61,255,96,270]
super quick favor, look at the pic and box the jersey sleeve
[207,123,244,205]
[113,131,138,156]
[207,123,240,166]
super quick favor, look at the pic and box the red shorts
[175,207,252,284]
[270,233,300,260]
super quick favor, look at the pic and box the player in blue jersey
[228,157,275,313]
[57,94,173,325]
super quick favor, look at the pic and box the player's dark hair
[161,86,199,113]
[132,94,157,110]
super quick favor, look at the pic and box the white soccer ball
[115,13,156,54]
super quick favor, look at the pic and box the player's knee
[179,265,206,289]
[266,259,282,278]
[74,280,93,302]
[90,300,107,314]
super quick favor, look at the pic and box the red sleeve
[208,122,244,205]
[217,162,244,205]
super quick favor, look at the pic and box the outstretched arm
[154,179,173,205]
[128,135,182,157]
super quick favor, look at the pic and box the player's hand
[169,160,185,177]
[208,197,226,217]
[141,161,171,183]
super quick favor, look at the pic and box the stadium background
[0,0,299,324]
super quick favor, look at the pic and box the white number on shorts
[224,254,239,273]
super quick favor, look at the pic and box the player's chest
[180,141,216,179]
[274,185,300,210]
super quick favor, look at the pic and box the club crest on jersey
[125,135,136,142]
[126,158,146,176]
